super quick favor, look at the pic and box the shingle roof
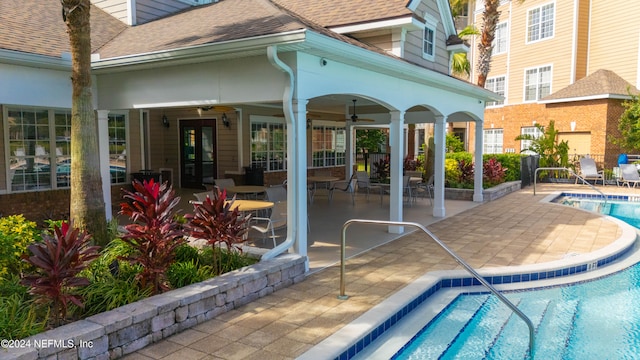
[270,0,412,28]
[542,69,640,101]
[0,0,126,58]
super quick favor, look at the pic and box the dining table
[225,185,267,199]
[225,199,274,212]
[307,175,340,204]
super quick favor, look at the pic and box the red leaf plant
[119,179,186,294]
[184,188,251,274]
[21,221,100,327]
[483,158,507,187]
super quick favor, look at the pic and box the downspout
[262,45,296,260]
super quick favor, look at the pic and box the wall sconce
[307,118,312,129]
[162,114,170,128]
[570,121,576,131]
[222,113,230,128]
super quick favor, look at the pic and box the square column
[97,110,112,220]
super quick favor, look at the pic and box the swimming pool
[390,193,640,359]
[299,192,639,360]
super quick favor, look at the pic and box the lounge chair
[620,164,640,188]
[576,158,605,186]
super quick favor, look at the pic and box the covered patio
[94,7,498,271]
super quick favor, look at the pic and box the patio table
[226,185,267,199]
[308,176,340,204]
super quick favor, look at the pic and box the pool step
[438,295,522,359]
[530,299,580,359]
[394,294,490,359]
[484,297,551,359]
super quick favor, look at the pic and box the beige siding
[574,0,590,81]
[357,33,393,53]
[402,0,451,74]
[91,0,129,23]
[481,0,577,105]
[588,0,639,86]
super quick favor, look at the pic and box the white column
[345,124,354,179]
[473,119,484,202]
[289,99,308,259]
[97,110,112,220]
[433,116,446,217]
[388,110,405,233]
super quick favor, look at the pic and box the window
[485,76,506,106]
[493,22,508,55]
[524,65,552,101]
[108,114,127,184]
[527,3,554,43]
[7,107,127,192]
[520,126,543,154]
[483,129,503,154]
[250,120,286,171]
[423,26,436,60]
[311,124,346,168]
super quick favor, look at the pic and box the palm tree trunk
[63,0,108,245]
[476,0,501,88]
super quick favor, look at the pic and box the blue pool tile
[452,278,461,287]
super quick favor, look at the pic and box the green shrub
[167,260,214,288]
[0,293,48,339]
[0,215,41,279]
[174,244,200,263]
[445,158,462,187]
[76,276,152,317]
[484,153,522,182]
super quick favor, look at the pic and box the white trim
[422,24,437,62]
[330,17,421,34]
[570,0,579,83]
[492,22,509,55]
[133,100,231,109]
[522,64,553,103]
[525,1,556,45]
[0,49,71,70]
[540,93,634,104]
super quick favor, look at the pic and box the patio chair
[414,175,434,205]
[620,164,640,188]
[214,178,235,190]
[193,190,213,203]
[576,157,605,186]
[355,171,383,202]
[330,173,357,205]
[250,200,287,247]
[265,184,310,232]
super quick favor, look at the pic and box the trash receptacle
[618,153,628,165]
[244,166,264,186]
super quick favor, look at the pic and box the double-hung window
[250,119,286,171]
[422,15,438,61]
[520,126,543,154]
[493,22,508,55]
[311,123,346,168]
[7,107,127,192]
[483,129,503,154]
[485,76,506,106]
[527,3,555,43]
[524,65,552,101]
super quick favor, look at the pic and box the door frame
[179,119,217,189]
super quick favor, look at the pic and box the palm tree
[476,0,501,88]
[451,25,480,78]
[61,0,108,245]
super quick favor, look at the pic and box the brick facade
[484,99,625,169]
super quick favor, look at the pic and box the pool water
[392,195,640,359]
[394,260,640,359]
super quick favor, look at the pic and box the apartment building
[468,0,640,169]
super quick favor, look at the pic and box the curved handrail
[533,167,607,206]
[339,219,535,358]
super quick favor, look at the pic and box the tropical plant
[457,159,475,185]
[515,120,569,176]
[451,25,480,78]
[483,158,507,186]
[119,179,186,294]
[611,91,640,152]
[372,156,390,180]
[445,158,462,187]
[167,260,214,288]
[184,188,251,275]
[0,215,41,279]
[61,0,108,246]
[20,222,100,327]
[77,275,151,317]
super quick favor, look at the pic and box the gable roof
[270,0,412,28]
[0,0,127,58]
[541,69,640,104]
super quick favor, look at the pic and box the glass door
[180,120,216,189]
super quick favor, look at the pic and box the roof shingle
[543,69,640,101]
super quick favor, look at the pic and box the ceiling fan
[348,99,375,122]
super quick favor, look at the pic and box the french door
[180,119,216,189]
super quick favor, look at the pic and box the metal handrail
[339,219,535,358]
[533,167,607,206]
